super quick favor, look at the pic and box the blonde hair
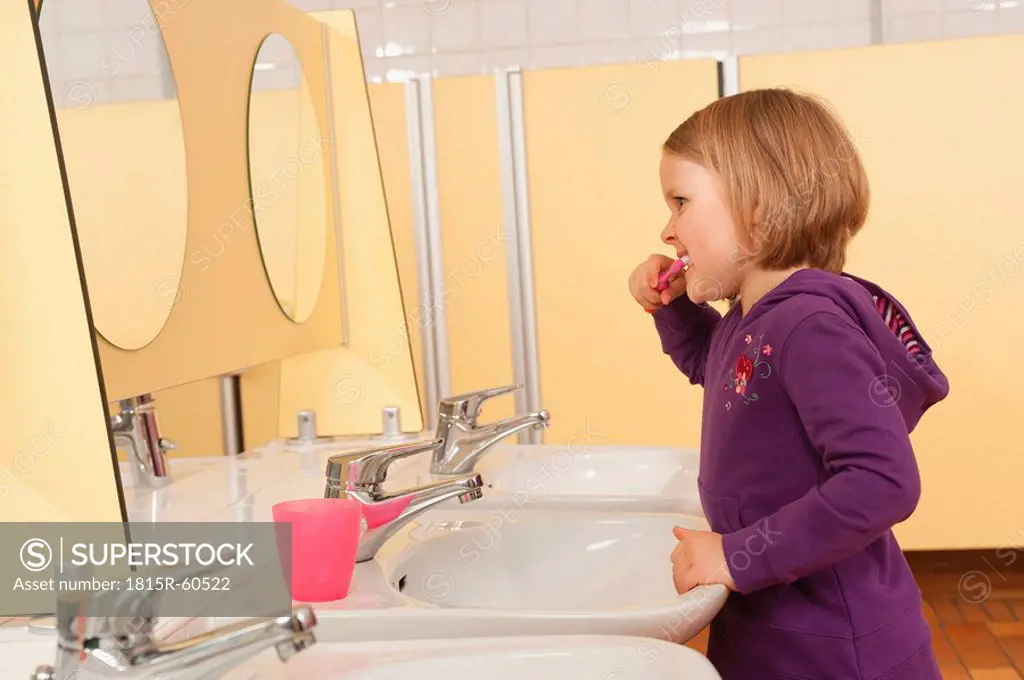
[663,88,869,273]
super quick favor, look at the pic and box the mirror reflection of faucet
[285,409,335,448]
[110,393,174,490]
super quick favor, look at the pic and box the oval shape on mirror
[37,0,190,351]
[246,33,329,324]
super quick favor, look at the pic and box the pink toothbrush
[656,255,692,292]
[645,255,691,313]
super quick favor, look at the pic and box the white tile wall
[31,0,1024,99]
[37,0,176,107]
[355,0,1024,81]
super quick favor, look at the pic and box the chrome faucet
[110,394,175,489]
[325,439,483,562]
[32,583,317,679]
[430,385,550,475]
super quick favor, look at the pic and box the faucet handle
[325,438,444,492]
[438,384,522,425]
[53,578,161,648]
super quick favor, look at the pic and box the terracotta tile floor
[684,550,1024,679]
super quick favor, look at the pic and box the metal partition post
[405,76,451,427]
[496,68,543,445]
[220,374,243,455]
[720,55,739,96]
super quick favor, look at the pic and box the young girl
[629,88,950,679]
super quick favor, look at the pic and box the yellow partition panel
[432,75,515,420]
[740,36,1024,551]
[256,10,422,438]
[241,362,282,450]
[0,0,123,522]
[367,82,429,418]
[95,0,344,402]
[148,380,224,457]
[523,60,720,448]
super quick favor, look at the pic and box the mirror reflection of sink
[469,444,701,515]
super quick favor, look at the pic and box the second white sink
[469,444,702,514]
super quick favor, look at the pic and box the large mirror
[2,0,124,523]
[246,33,329,324]
[37,0,190,350]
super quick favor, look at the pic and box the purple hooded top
[653,268,949,680]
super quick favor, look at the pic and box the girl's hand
[629,254,688,312]
[670,526,736,593]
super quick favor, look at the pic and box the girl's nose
[660,222,676,245]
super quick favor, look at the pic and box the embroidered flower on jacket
[725,333,772,406]
[734,356,753,394]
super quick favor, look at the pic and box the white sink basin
[254,635,721,679]
[469,444,702,515]
[286,508,726,645]
[2,630,720,679]
[0,638,54,680]
[391,512,695,611]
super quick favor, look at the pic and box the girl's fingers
[646,255,673,287]
[658,275,687,305]
[672,567,695,595]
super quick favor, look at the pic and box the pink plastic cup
[272,498,362,602]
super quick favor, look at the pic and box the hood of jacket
[746,268,950,433]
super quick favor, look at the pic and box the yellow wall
[367,82,429,417]
[0,0,123,522]
[241,362,281,450]
[522,60,720,448]
[433,75,516,421]
[740,35,1024,551]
